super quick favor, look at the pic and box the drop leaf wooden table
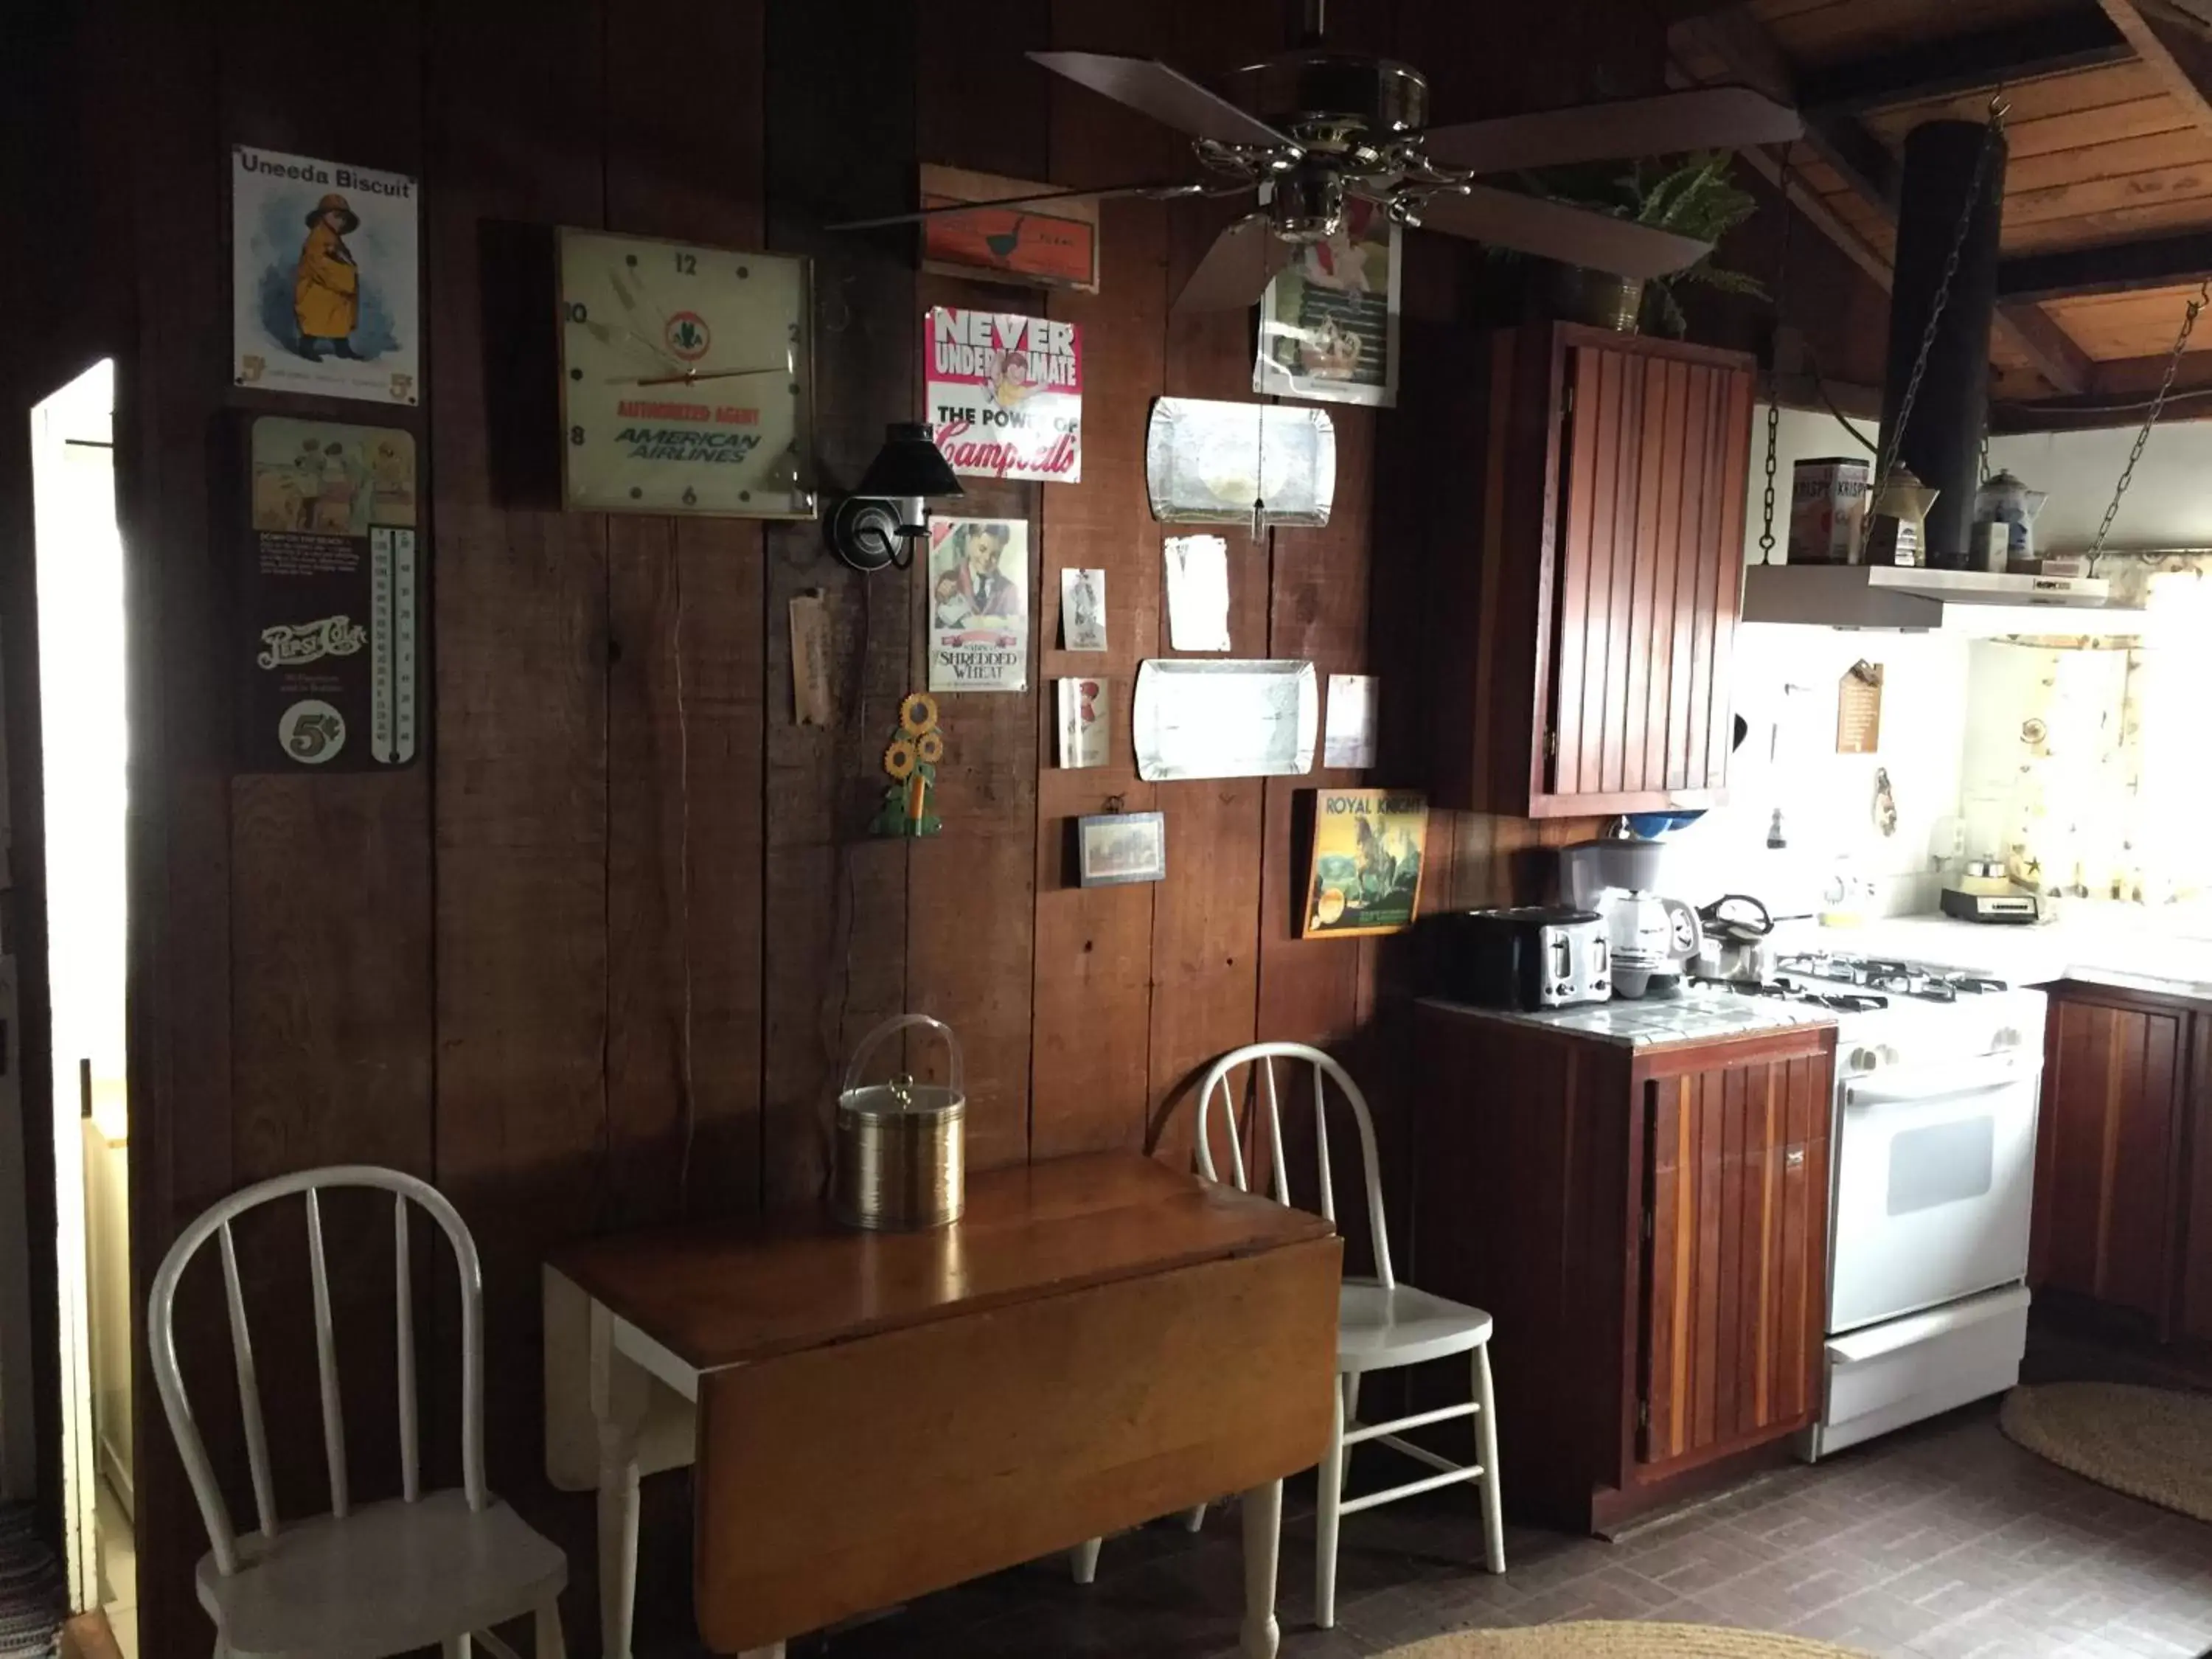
[544,1152,1340,1657]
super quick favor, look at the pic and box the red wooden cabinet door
[2181,1012,2212,1346]
[2032,990,2187,1332]
[1545,338,1754,814]
[1638,1051,1829,1472]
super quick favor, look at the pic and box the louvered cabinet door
[1638,1049,1830,1473]
[2031,988,2188,1333]
[1544,339,1754,815]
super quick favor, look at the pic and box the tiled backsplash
[1664,623,1971,918]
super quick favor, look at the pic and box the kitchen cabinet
[2183,1014,2212,1346]
[2031,987,2188,1333]
[1640,1051,1829,1472]
[1412,1001,1832,1532]
[1421,323,1756,819]
[2028,978,2212,1352]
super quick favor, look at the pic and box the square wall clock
[556,228,816,517]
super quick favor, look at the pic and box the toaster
[1437,906,1610,1010]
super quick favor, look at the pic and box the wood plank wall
[3,0,1680,1647]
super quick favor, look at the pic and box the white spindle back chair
[150,1166,567,1658]
[1073,1044,1504,1629]
[1194,1043,1395,1288]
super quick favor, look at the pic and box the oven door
[1827,1052,2041,1335]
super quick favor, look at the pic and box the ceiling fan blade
[1419,87,1803,174]
[827,179,1197,232]
[1175,213,1292,312]
[1029,50,1294,148]
[1406,184,1711,280]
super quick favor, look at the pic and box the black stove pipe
[1877,120,2007,566]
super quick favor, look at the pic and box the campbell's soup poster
[925,307,1082,484]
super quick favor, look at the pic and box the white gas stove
[1695,950,2046,1458]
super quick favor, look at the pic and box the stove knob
[1992,1026,2022,1051]
[1849,1046,1882,1073]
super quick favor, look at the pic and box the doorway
[24,360,133,1652]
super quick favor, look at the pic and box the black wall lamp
[827,422,964,573]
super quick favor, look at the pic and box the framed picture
[1301,789,1426,938]
[919,164,1100,293]
[1076,810,1166,888]
[238,414,421,773]
[1253,195,1400,408]
[927,517,1029,693]
[232,147,421,405]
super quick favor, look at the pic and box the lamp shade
[854,422,964,501]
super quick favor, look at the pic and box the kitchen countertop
[1419,988,1836,1050]
[1770,908,2212,1003]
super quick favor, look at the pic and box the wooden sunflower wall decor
[872,692,946,837]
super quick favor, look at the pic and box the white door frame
[23,361,120,1612]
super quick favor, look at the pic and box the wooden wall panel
[603,4,768,1228]
[759,2,920,1208]
[904,3,1049,1172]
[1142,0,1286,1175]
[424,0,612,1615]
[1029,3,1174,1161]
[83,1,1700,1648]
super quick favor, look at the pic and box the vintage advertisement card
[927,517,1029,693]
[232,147,420,405]
[1301,788,1426,939]
[1253,195,1399,408]
[1323,674,1377,768]
[925,307,1082,483]
[1057,677,1109,768]
[919,164,1100,293]
[242,416,420,771]
[1060,568,1107,651]
[1164,535,1232,651]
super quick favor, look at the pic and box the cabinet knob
[1786,1147,1806,1169]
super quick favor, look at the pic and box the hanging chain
[2086,274,2212,560]
[1758,142,1798,564]
[1876,98,2006,498]
[1979,428,1991,485]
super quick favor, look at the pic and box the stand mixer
[1559,838,1704,1000]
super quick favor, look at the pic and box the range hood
[1741,563,2146,634]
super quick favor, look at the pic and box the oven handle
[1844,1054,2031,1108]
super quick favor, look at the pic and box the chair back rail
[1194,1042,1394,1289]
[149,1165,487,1576]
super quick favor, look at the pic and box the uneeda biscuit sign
[925,307,1082,484]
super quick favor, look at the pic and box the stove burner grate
[1773,952,2008,1001]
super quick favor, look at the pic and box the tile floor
[744,1340,2212,1659]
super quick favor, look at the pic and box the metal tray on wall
[1132,658,1318,782]
[1144,397,1335,529]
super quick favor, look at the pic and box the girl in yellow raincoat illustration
[293,193,363,361]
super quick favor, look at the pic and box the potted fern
[1535,150,1766,335]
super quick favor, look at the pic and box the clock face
[556,228,815,518]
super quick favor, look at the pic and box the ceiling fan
[834,36,1803,311]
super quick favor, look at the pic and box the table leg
[588,1304,641,1659]
[1239,1479,1283,1659]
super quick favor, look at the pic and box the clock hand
[582,316,681,369]
[630,364,787,386]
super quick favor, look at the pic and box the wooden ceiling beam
[2100,1,2212,136]
[1798,12,2132,117]
[1671,7,2092,394]
[1997,297,2101,392]
[1997,229,2212,300]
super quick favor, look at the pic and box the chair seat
[196,1488,566,1659]
[1338,1278,1494,1374]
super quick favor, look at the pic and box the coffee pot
[1863,466,1939,568]
[1972,469,2047,566]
